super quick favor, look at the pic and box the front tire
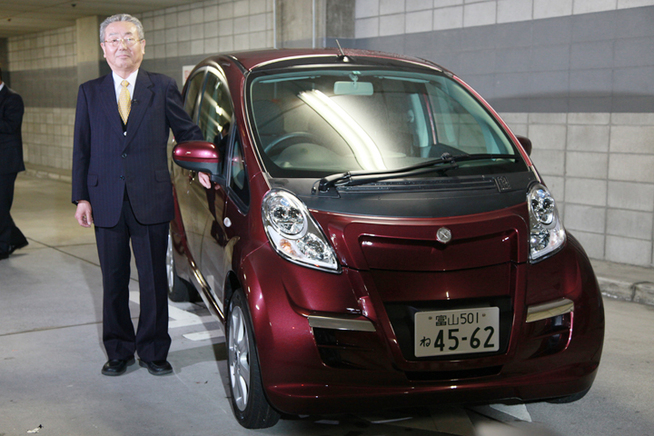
[227,290,280,429]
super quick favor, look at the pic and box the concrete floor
[1,173,653,436]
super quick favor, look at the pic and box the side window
[196,69,234,177]
[197,70,233,147]
[229,135,250,208]
[183,71,204,120]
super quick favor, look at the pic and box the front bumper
[239,235,604,415]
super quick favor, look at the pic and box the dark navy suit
[0,84,28,256]
[72,70,202,361]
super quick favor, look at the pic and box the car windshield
[249,68,524,179]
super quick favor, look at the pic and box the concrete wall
[349,0,654,268]
[6,27,78,171]
[3,0,654,268]
[505,112,654,266]
[140,0,274,67]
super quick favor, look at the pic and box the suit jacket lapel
[99,74,124,138]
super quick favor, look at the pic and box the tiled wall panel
[354,5,654,113]
[350,1,654,266]
[21,108,76,171]
[499,111,654,266]
[139,0,274,62]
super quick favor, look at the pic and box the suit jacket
[0,85,25,175]
[71,70,202,227]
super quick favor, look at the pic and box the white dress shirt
[112,70,138,103]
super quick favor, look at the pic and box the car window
[427,80,508,156]
[196,69,234,175]
[249,69,523,179]
[229,134,249,208]
[183,70,205,121]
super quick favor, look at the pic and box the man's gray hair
[100,14,145,42]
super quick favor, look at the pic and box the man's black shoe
[2,241,29,259]
[101,357,135,376]
[139,359,173,376]
[9,240,28,254]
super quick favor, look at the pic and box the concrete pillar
[76,16,101,85]
[276,0,354,48]
[276,0,319,48]
[325,0,354,40]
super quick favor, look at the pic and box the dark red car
[168,48,604,429]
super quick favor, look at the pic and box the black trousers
[0,172,27,254]
[94,196,171,362]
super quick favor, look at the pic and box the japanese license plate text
[414,307,500,358]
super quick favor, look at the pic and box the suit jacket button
[121,153,127,158]
[123,131,127,136]
[120,175,125,180]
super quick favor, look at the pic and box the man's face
[101,21,145,75]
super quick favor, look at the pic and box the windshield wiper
[318,153,518,192]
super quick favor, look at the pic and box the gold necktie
[118,79,131,124]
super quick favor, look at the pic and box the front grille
[524,313,572,359]
[313,327,386,370]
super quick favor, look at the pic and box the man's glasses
[103,37,142,48]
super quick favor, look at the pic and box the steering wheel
[264,132,321,154]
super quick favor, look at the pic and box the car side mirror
[173,140,224,182]
[516,135,532,156]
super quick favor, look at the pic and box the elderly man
[72,14,202,376]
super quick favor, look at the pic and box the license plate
[414,307,500,358]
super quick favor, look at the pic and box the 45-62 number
[433,326,495,351]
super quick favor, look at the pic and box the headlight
[262,189,339,272]
[528,183,566,262]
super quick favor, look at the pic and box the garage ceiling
[0,0,199,38]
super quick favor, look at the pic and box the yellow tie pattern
[118,79,131,124]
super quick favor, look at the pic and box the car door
[193,68,235,309]
[172,69,206,260]
[174,68,211,266]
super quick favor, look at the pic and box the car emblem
[436,227,452,244]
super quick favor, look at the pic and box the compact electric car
[167,48,605,429]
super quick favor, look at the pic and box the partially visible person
[71,14,202,376]
[0,66,29,261]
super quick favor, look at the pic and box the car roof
[205,48,448,74]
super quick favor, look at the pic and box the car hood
[267,173,534,272]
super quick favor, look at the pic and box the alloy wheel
[228,305,250,411]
